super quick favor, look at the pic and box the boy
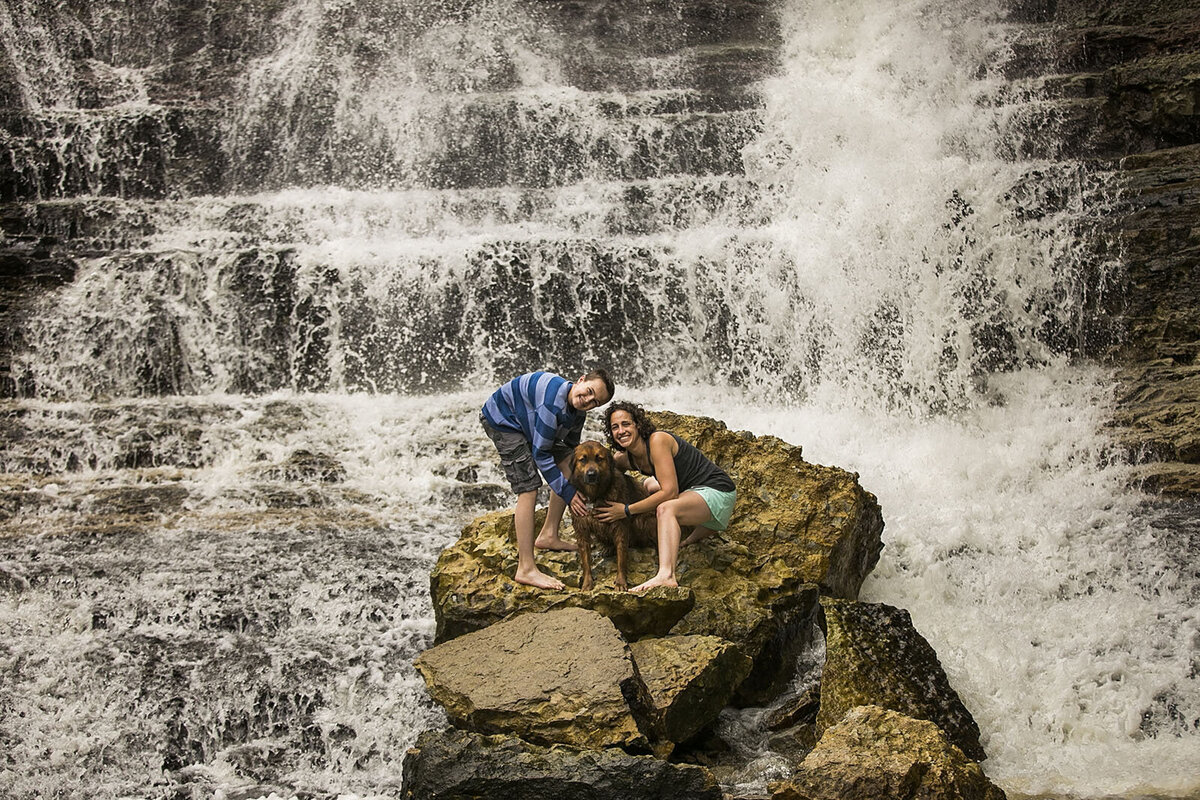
[480,369,614,590]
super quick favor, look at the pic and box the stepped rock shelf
[1016,0,1200,496]
[0,0,781,400]
[404,412,1007,799]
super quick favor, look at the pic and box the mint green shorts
[689,485,737,531]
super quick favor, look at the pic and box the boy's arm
[531,405,577,503]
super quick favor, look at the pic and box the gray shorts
[481,415,573,495]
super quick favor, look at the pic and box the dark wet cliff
[1012,0,1200,494]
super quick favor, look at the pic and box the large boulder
[628,635,753,748]
[401,727,723,800]
[818,599,985,761]
[647,411,884,600]
[413,607,646,750]
[770,705,1006,800]
[432,412,883,704]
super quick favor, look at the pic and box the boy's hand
[570,494,589,517]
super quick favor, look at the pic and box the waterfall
[1,0,1196,798]
[9,0,1114,407]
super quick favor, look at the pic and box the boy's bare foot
[514,566,565,591]
[631,574,678,592]
[535,533,578,551]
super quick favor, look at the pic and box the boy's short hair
[582,368,615,404]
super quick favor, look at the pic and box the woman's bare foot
[535,533,578,551]
[631,574,678,592]
[514,566,565,591]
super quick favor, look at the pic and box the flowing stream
[1,0,1197,798]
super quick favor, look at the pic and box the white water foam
[669,0,1195,793]
[632,373,1200,798]
[0,392,499,798]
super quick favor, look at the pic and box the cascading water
[1,0,1197,798]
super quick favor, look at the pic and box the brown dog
[569,440,656,591]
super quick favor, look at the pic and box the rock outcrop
[431,412,882,704]
[414,607,757,759]
[770,705,1007,800]
[414,608,646,751]
[406,413,1001,799]
[628,635,754,750]
[649,411,885,601]
[430,509,697,643]
[818,599,986,762]
[1011,0,1200,496]
[401,728,724,800]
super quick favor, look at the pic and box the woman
[593,401,736,591]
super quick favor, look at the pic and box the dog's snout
[583,466,600,483]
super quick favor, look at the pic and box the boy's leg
[514,488,565,590]
[535,491,577,551]
[536,451,577,551]
[481,417,566,590]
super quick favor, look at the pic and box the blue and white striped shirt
[482,371,584,502]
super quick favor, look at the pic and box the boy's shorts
[690,485,737,531]
[481,415,574,495]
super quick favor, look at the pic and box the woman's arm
[638,431,679,512]
[596,433,677,522]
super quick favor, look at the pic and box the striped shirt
[482,372,584,502]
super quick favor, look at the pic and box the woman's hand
[594,501,629,523]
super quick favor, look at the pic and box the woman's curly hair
[604,401,656,452]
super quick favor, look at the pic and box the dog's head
[570,440,615,496]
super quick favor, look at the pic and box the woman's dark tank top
[638,432,734,492]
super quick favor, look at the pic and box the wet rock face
[818,599,985,763]
[401,727,724,800]
[1107,138,1200,495]
[770,705,1007,800]
[0,0,778,400]
[1012,0,1200,495]
[257,449,346,483]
